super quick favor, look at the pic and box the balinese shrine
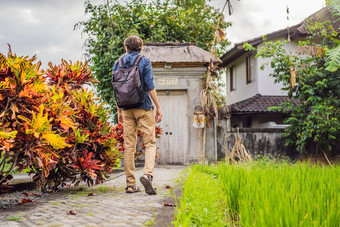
[141,43,221,164]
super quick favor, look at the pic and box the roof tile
[230,94,299,113]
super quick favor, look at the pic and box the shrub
[0,47,120,191]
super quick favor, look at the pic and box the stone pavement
[0,165,186,227]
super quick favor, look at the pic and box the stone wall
[204,120,299,162]
[224,128,298,159]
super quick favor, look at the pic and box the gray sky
[0,0,325,69]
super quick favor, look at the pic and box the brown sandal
[140,174,157,195]
[125,185,141,193]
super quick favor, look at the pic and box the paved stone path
[0,165,186,227]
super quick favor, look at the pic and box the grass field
[174,160,340,227]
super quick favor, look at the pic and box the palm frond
[325,45,340,72]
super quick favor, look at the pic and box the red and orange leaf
[56,115,76,131]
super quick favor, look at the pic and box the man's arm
[112,60,123,123]
[149,89,162,123]
[117,106,123,124]
[142,57,162,123]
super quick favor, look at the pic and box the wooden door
[156,90,188,164]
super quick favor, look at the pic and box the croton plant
[0,46,162,191]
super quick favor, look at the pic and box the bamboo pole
[214,118,217,163]
[321,148,332,166]
[202,125,207,165]
[197,128,201,163]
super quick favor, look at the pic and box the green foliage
[75,0,230,117]
[173,166,227,226]
[325,43,340,71]
[243,42,257,51]
[325,1,340,71]
[255,21,340,154]
[8,216,21,221]
[326,0,340,17]
[175,162,340,226]
[145,214,158,226]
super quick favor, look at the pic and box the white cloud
[20,9,41,24]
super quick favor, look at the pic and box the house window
[230,66,235,91]
[246,56,251,84]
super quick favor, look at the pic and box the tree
[246,19,340,156]
[75,0,231,119]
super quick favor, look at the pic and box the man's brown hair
[124,35,143,53]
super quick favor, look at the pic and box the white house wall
[225,54,258,104]
[223,36,302,104]
[256,39,300,96]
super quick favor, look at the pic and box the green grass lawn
[174,160,340,227]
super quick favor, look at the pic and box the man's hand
[117,108,123,124]
[149,89,162,123]
[155,107,163,123]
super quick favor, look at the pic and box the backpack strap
[118,57,124,68]
[133,55,144,66]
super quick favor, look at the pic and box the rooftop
[141,42,221,64]
[230,94,299,113]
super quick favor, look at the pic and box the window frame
[246,55,251,84]
[229,66,235,91]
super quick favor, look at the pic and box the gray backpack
[111,55,145,109]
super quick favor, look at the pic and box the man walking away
[111,36,162,195]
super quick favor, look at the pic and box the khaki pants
[122,108,156,186]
